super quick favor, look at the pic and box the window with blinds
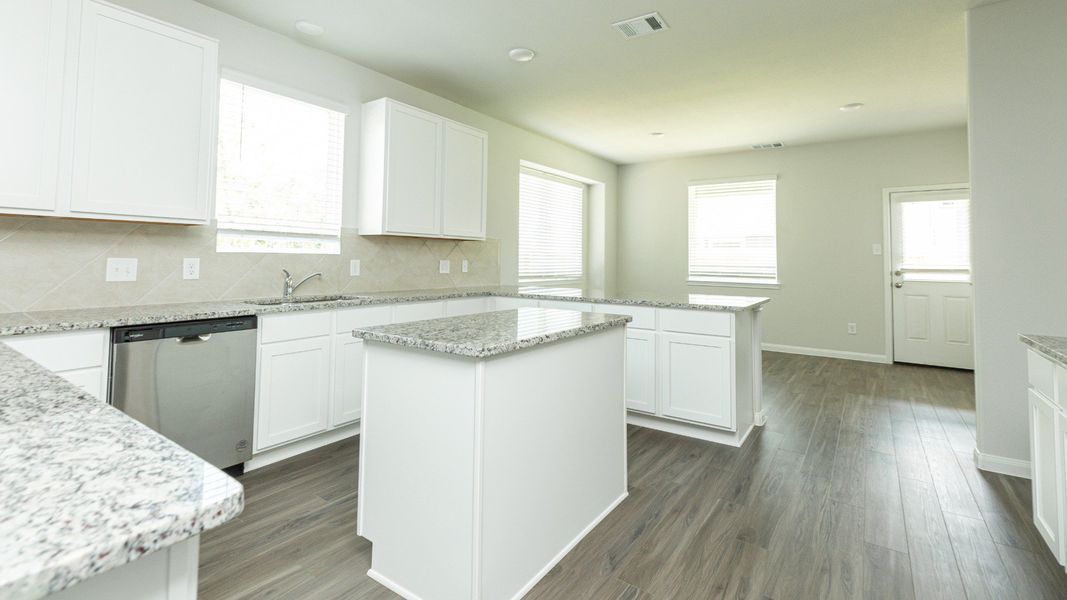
[896,194,971,281]
[215,77,345,254]
[688,177,778,285]
[519,168,585,282]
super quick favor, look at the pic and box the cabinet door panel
[59,367,105,401]
[1059,410,1067,565]
[332,336,363,427]
[445,297,491,317]
[658,332,734,429]
[385,103,441,235]
[257,337,331,450]
[1030,388,1061,561]
[625,329,656,414]
[441,121,487,239]
[0,0,67,212]
[69,1,217,222]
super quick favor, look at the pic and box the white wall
[105,0,618,288]
[616,128,970,359]
[968,0,1067,467]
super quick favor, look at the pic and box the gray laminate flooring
[198,352,1067,599]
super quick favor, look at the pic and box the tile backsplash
[0,217,500,312]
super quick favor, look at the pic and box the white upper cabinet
[0,0,219,224]
[67,1,218,223]
[359,98,488,240]
[441,121,488,238]
[0,0,68,213]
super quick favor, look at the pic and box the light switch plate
[106,258,138,282]
[350,259,361,276]
[439,260,450,274]
[871,243,882,255]
[183,258,200,280]
[462,259,469,273]
[847,322,857,335]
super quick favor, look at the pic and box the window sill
[687,278,781,290]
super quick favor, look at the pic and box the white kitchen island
[354,308,631,600]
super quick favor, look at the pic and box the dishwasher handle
[176,334,212,344]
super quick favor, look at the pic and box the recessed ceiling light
[508,48,537,63]
[839,102,865,112]
[295,21,325,36]
[650,132,665,138]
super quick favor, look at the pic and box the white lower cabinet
[332,336,364,427]
[658,332,733,429]
[491,296,539,311]
[4,329,109,400]
[392,300,445,322]
[624,328,656,414]
[256,336,332,450]
[445,297,491,316]
[1025,348,1067,568]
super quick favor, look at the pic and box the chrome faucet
[282,269,322,300]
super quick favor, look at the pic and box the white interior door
[890,188,974,369]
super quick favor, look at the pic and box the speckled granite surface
[353,307,632,358]
[0,344,244,599]
[0,286,768,338]
[1020,334,1067,368]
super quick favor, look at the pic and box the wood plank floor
[199,352,1067,599]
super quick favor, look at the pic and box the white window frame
[687,175,780,289]
[215,70,348,254]
[518,166,587,285]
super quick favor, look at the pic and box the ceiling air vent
[751,142,785,150]
[612,12,669,38]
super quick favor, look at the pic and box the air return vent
[751,142,785,150]
[612,12,669,38]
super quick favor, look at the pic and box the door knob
[893,270,903,276]
[894,282,903,288]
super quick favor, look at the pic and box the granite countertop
[1020,334,1067,368]
[0,286,769,338]
[0,344,244,599]
[352,307,632,358]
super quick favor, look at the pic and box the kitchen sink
[244,295,364,306]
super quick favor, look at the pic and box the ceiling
[195,0,972,164]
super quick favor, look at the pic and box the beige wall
[617,127,970,358]
[968,0,1067,467]
[0,0,618,313]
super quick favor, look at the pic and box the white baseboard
[367,569,423,600]
[246,422,360,471]
[761,343,890,364]
[627,412,747,446]
[508,490,629,600]
[974,448,1031,479]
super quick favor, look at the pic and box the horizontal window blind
[216,78,345,254]
[519,168,584,282]
[688,177,778,283]
[899,197,970,272]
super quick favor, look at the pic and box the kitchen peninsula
[354,308,631,600]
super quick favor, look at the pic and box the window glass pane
[687,178,778,283]
[519,169,584,282]
[899,198,970,272]
[216,78,345,254]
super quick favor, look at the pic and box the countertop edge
[1020,334,1067,368]
[354,312,633,358]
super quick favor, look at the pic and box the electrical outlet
[350,259,361,276]
[462,259,469,273]
[439,259,450,274]
[847,322,857,335]
[871,243,882,256]
[106,258,138,282]
[182,258,200,280]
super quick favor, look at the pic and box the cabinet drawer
[1028,350,1056,402]
[658,309,732,337]
[445,297,491,316]
[491,296,539,311]
[538,299,594,312]
[261,311,332,344]
[392,301,445,323]
[335,306,393,333]
[595,303,656,330]
[5,329,107,371]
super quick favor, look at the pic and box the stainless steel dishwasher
[109,316,257,471]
